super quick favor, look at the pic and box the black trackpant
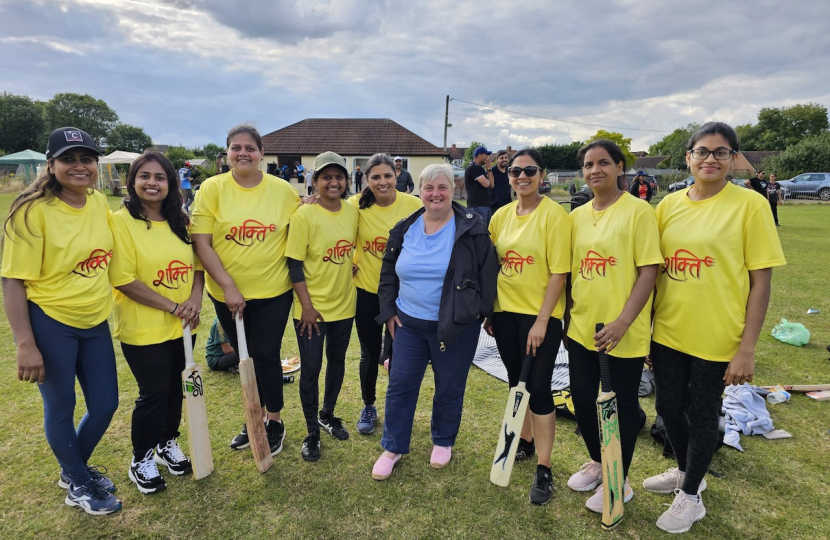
[355,288,383,407]
[295,318,354,433]
[568,340,644,479]
[491,312,562,415]
[210,290,292,413]
[211,352,239,371]
[770,201,779,225]
[121,335,195,457]
[651,341,728,494]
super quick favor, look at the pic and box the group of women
[2,122,785,534]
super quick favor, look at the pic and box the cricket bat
[596,323,624,530]
[760,384,830,393]
[181,324,214,480]
[490,353,533,487]
[236,315,273,473]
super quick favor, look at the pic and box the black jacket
[375,202,499,349]
[628,179,654,202]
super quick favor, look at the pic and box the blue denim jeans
[468,206,491,227]
[380,310,479,454]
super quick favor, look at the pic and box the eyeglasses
[507,166,541,178]
[689,147,736,160]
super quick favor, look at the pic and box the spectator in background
[767,173,782,226]
[306,168,314,196]
[490,150,512,212]
[743,170,768,198]
[464,146,494,225]
[354,166,364,192]
[296,169,305,192]
[394,157,414,193]
[206,318,239,373]
[178,162,194,213]
[628,171,654,203]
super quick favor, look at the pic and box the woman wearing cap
[2,127,121,515]
[285,151,358,461]
[349,153,422,435]
[108,152,204,494]
[644,122,785,534]
[565,140,662,516]
[371,163,498,480]
[628,171,654,203]
[484,148,571,505]
[192,124,300,456]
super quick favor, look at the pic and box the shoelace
[86,465,108,481]
[162,440,188,464]
[668,490,693,516]
[136,453,161,480]
[327,416,343,428]
[580,461,602,478]
[360,409,375,423]
[85,479,111,501]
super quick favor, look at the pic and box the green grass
[0,193,828,539]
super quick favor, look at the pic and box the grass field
[0,193,828,540]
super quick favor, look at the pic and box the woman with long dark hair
[2,127,121,514]
[645,123,785,533]
[108,151,204,494]
[565,140,662,518]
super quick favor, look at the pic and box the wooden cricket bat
[490,353,533,487]
[181,324,214,480]
[596,323,624,530]
[760,384,830,393]
[236,315,273,473]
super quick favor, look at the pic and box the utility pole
[443,95,450,162]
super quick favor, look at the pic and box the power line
[451,98,672,133]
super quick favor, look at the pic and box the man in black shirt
[394,156,414,193]
[490,150,512,212]
[464,146,493,225]
[744,170,768,198]
[354,166,364,192]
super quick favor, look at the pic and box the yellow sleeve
[488,210,500,245]
[1,204,44,280]
[743,203,786,270]
[632,204,663,267]
[107,213,138,288]
[546,206,571,274]
[285,209,310,261]
[191,179,218,234]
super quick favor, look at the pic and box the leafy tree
[647,123,698,170]
[462,141,484,168]
[0,92,45,153]
[164,146,196,171]
[106,123,153,154]
[739,103,829,151]
[763,132,830,177]
[534,141,582,170]
[586,130,637,170]
[201,143,224,164]
[43,93,118,144]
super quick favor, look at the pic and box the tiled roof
[261,119,445,156]
[741,151,780,169]
[633,155,668,169]
[449,146,467,160]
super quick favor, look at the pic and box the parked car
[539,177,552,194]
[667,176,694,193]
[778,173,830,201]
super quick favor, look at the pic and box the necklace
[424,215,450,234]
[517,194,543,216]
[590,190,623,226]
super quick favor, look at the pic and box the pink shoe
[430,446,452,468]
[372,453,401,480]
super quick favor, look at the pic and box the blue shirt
[395,215,456,321]
[178,167,191,189]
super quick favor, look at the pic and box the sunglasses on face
[507,166,541,178]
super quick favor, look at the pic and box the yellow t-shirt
[567,194,663,357]
[653,183,786,361]
[489,197,571,318]
[108,208,201,345]
[348,192,422,294]
[191,172,300,302]
[1,191,113,329]
[285,202,358,321]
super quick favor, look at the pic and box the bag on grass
[771,319,810,346]
[552,389,576,420]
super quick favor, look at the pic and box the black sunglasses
[507,166,541,178]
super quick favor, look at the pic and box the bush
[763,133,830,175]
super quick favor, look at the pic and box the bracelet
[170,303,179,314]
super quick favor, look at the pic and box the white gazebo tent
[98,150,141,192]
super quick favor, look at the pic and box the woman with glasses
[644,122,785,534]
[565,140,662,518]
[484,149,571,505]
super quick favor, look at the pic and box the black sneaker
[128,449,166,495]
[59,465,116,493]
[154,439,192,476]
[65,479,122,515]
[266,420,286,456]
[228,366,239,375]
[230,423,250,450]
[301,432,321,462]
[529,466,553,505]
[318,413,349,440]
[515,438,536,461]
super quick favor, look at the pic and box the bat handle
[518,353,533,383]
[183,323,195,368]
[596,323,612,393]
[235,314,249,360]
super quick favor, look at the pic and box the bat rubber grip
[183,323,195,368]
[596,323,612,393]
[236,314,249,360]
[518,354,533,383]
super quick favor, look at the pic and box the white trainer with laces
[656,489,706,534]
[155,438,192,476]
[585,478,634,513]
[567,460,603,492]
[643,467,707,494]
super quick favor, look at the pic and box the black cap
[45,127,102,160]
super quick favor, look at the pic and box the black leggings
[491,312,562,415]
[210,291,292,413]
[121,335,195,456]
[295,318,354,433]
[769,201,779,224]
[355,288,383,407]
[652,341,727,494]
[568,340,644,479]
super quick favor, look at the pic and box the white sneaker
[585,478,633,513]
[567,460,603,492]
[656,490,706,533]
[642,467,706,494]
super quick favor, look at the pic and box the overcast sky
[2,0,829,153]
